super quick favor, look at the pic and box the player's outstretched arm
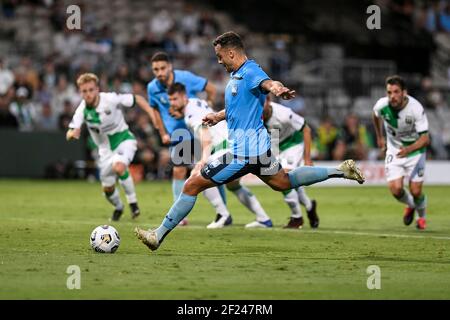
[303,124,313,166]
[261,80,295,100]
[202,109,226,127]
[372,112,386,151]
[153,109,170,144]
[66,128,81,141]
[134,95,160,130]
[192,127,212,175]
[204,82,217,108]
[139,95,170,145]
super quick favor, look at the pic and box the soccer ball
[90,225,120,253]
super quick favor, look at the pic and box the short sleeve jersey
[373,95,429,155]
[224,60,271,157]
[265,102,305,149]
[69,92,135,153]
[184,98,228,152]
[147,70,207,136]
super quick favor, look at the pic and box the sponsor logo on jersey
[231,83,238,96]
[405,116,413,124]
[160,96,168,104]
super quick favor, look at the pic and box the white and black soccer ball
[90,225,120,253]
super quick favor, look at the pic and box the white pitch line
[162,224,450,241]
[3,217,450,241]
[300,229,450,241]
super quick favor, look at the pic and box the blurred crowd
[379,0,450,33]
[1,0,450,181]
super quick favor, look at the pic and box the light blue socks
[155,193,197,242]
[288,166,343,188]
[172,179,186,201]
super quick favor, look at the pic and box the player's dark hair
[168,82,186,95]
[213,31,244,50]
[151,51,171,63]
[386,75,406,91]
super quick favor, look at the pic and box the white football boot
[337,159,365,184]
[134,227,160,251]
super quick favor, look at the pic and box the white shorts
[277,143,304,170]
[98,140,137,187]
[385,151,426,183]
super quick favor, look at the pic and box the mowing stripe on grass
[302,229,450,241]
[4,217,450,241]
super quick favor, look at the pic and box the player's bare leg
[112,162,127,176]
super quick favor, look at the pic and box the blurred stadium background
[0,0,449,182]
[2,0,450,301]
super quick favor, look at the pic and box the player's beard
[157,75,167,84]
[158,71,171,85]
[223,63,232,73]
[86,95,98,106]
[389,96,404,109]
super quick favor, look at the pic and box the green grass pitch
[0,180,449,299]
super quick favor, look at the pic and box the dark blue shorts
[200,149,282,185]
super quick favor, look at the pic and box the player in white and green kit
[372,75,430,230]
[263,96,319,229]
[168,82,273,228]
[67,73,159,221]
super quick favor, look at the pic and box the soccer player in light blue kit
[135,32,365,251]
[147,52,226,225]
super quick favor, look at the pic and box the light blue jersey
[147,70,208,136]
[225,60,271,157]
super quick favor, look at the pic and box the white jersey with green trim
[265,102,305,151]
[373,95,429,155]
[184,98,228,153]
[69,92,136,155]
